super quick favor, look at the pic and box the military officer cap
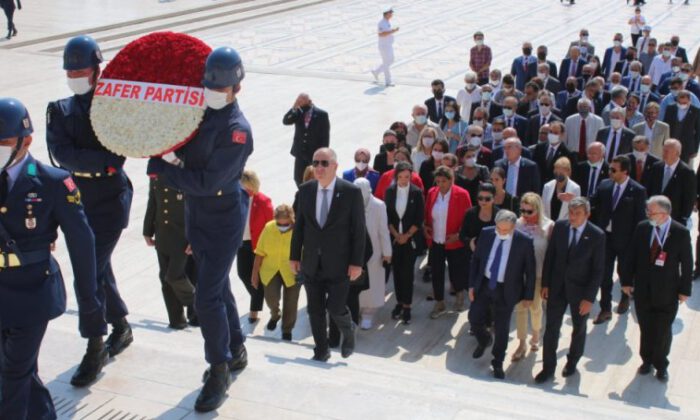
[0,97,33,139]
[202,47,245,89]
[63,35,103,71]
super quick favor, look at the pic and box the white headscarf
[353,177,372,208]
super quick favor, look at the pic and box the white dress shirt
[485,233,513,284]
[396,184,409,233]
[650,217,671,247]
[431,189,451,244]
[648,56,673,86]
[456,86,482,121]
[316,177,337,226]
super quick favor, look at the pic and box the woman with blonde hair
[512,192,553,361]
[411,127,438,172]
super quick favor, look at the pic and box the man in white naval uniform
[371,6,398,87]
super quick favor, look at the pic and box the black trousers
[695,223,700,273]
[329,286,360,343]
[469,282,514,365]
[304,266,353,353]
[601,234,628,312]
[294,157,311,187]
[2,2,14,33]
[157,248,196,325]
[392,242,416,305]
[237,240,265,312]
[430,244,468,301]
[631,33,641,49]
[542,293,590,373]
[635,294,678,371]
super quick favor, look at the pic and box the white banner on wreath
[94,79,206,109]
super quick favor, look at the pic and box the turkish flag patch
[63,177,77,192]
[232,131,247,144]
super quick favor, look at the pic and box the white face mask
[492,131,504,141]
[632,150,646,160]
[469,136,482,147]
[431,151,444,161]
[422,137,435,148]
[355,161,368,171]
[464,157,477,167]
[610,118,623,129]
[589,160,602,168]
[503,108,514,117]
[482,92,492,101]
[547,133,561,145]
[672,66,681,73]
[640,84,651,94]
[537,72,547,80]
[678,103,690,110]
[204,88,230,110]
[489,79,500,87]
[630,71,640,79]
[539,104,551,115]
[67,76,93,95]
[465,82,476,90]
[0,145,15,169]
[476,40,484,46]
[496,233,512,240]
[277,225,292,233]
[614,41,622,48]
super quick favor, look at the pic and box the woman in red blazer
[424,166,472,319]
[238,170,274,323]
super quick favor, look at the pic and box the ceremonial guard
[147,46,253,412]
[143,174,198,329]
[0,98,104,419]
[46,35,134,386]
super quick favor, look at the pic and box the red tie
[578,118,587,159]
[636,160,644,182]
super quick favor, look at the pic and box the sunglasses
[520,208,535,215]
[312,160,330,168]
[477,196,493,202]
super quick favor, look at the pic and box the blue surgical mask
[414,115,427,125]
[444,111,456,120]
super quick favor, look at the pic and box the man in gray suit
[633,102,670,158]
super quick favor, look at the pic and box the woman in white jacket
[354,178,392,330]
[541,156,580,221]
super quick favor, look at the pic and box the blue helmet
[0,98,33,140]
[63,35,103,71]
[202,47,245,89]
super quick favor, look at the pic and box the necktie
[662,166,673,192]
[0,171,8,205]
[579,118,587,159]
[571,61,577,77]
[622,61,628,75]
[437,100,442,118]
[636,159,644,182]
[633,78,639,92]
[508,118,513,128]
[506,163,517,195]
[568,227,579,259]
[641,94,647,110]
[319,188,329,227]
[546,146,555,165]
[607,130,618,162]
[588,166,597,196]
[541,116,546,127]
[612,184,621,211]
[523,57,528,72]
[650,226,661,263]
[489,239,505,290]
[304,110,312,128]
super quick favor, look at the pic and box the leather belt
[0,249,51,269]
[72,172,115,178]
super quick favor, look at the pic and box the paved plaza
[2,0,700,418]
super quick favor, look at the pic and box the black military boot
[70,337,109,387]
[202,345,248,382]
[106,318,133,357]
[194,362,232,412]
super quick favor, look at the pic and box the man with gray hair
[596,107,635,162]
[406,104,445,148]
[494,137,541,197]
[456,71,482,121]
[646,139,696,226]
[565,97,604,159]
[574,141,609,198]
[469,209,536,380]
[626,135,659,188]
[536,197,605,383]
[601,86,629,125]
[622,195,692,382]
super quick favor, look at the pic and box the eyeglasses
[312,160,330,168]
[477,196,493,202]
[520,208,535,215]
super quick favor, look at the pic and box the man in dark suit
[663,92,700,163]
[290,148,366,362]
[596,108,636,162]
[646,139,696,226]
[566,80,603,119]
[532,121,574,183]
[535,198,605,383]
[536,45,558,78]
[283,93,330,186]
[590,155,647,324]
[670,35,688,63]
[559,47,586,87]
[574,142,609,197]
[469,211,536,379]
[622,195,692,381]
[495,137,541,197]
[525,93,561,146]
[471,84,502,122]
[613,48,636,78]
[637,76,660,112]
[424,79,455,123]
[602,33,627,80]
[557,78,582,117]
[510,42,538,91]
[502,96,529,141]
[621,61,643,92]
[626,135,659,190]
[537,62,561,94]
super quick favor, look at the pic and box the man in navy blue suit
[602,33,627,80]
[469,210,536,379]
[495,137,541,197]
[501,96,529,141]
[510,42,537,91]
[559,47,586,87]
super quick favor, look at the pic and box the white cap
[383,5,394,14]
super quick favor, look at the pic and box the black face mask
[433,89,444,99]
[301,105,311,112]
[537,52,547,61]
[671,40,679,47]
[384,143,397,152]
[626,54,635,61]
[522,48,532,56]
[582,74,591,81]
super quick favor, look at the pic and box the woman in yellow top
[251,204,301,341]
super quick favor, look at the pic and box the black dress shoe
[229,345,248,372]
[341,325,356,358]
[248,317,259,324]
[391,304,402,320]
[401,308,411,325]
[105,321,133,357]
[267,318,279,331]
[617,295,630,314]
[70,339,108,387]
[656,369,669,382]
[312,350,330,362]
[472,336,492,359]
[693,270,700,281]
[168,322,188,330]
[187,306,200,327]
[638,363,652,375]
[422,269,432,283]
[592,311,612,325]
[492,363,505,380]
[195,363,232,413]
[282,332,292,341]
[534,370,553,384]
[562,363,578,377]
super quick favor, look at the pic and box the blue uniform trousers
[95,229,128,324]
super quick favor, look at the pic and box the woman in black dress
[455,146,490,201]
[490,167,519,214]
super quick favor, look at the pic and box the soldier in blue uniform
[0,97,104,419]
[46,35,134,386]
[147,47,252,413]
